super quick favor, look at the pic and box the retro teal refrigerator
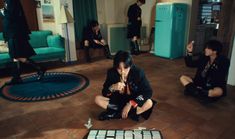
[154,3,188,59]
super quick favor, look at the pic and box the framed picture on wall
[42,5,55,22]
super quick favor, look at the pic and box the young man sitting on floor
[95,51,156,121]
[83,20,112,62]
[180,40,230,103]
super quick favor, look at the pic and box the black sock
[134,40,140,53]
[25,59,43,72]
[130,41,136,54]
[184,83,197,96]
[11,61,21,79]
[197,88,209,97]
[128,108,139,121]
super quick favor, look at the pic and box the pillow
[0,41,9,53]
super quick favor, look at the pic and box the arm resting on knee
[208,87,223,97]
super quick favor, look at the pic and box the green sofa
[0,30,65,68]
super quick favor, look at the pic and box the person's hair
[113,51,133,69]
[89,20,99,28]
[204,40,223,55]
[138,0,146,4]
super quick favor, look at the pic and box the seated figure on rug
[180,40,230,103]
[95,50,156,121]
[83,20,112,62]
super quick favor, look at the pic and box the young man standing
[95,51,156,121]
[0,0,45,85]
[180,40,230,103]
[127,0,145,55]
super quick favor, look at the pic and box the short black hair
[138,0,146,4]
[205,40,223,55]
[113,51,133,69]
[89,20,99,28]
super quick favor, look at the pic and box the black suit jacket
[127,3,142,27]
[102,65,153,102]
[0,0,30,41]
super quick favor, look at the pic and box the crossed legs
[180,75,223,97]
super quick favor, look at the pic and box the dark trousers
[108,92,146,112]
[184,83,222,103]
[84,44,111,62]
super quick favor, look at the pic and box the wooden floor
[0,53,235,139]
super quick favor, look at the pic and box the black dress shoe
[5,78,23,85]
[37,69,46,80]
[98,111,121,121]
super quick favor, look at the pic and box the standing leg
[130,36,140,55]
[84,40,91,62]
[6,60,22,85]
[103,45,112,59]
[148,27,155,52]
[21,58,46,80]
[134,40,140,55]
[129,40,136,55]
[84,47,91,62]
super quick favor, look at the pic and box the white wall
[36,0,62,34]
[36,0,77,61]
[227,36,235,86]
[96,0,156,37]
[97,0,132,24]
[97,0,192,40]
[141,0,158,36]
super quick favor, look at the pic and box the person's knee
[180,75,192,86]
[84,40,89,47]
[101,39,106,45]
[180,75,187,82]
[209,88,223,97]
[95,95,103,105]
[180,75,186,84]
[146,99,153,108]
[132,36,138,41]
[140,99,153,110]
[137,99,153,114]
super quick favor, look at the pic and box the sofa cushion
[0,33,3,41]
[0,53,11,63]
[0,31,53,49]
[32,47,65,61]
[47,35,64,48]
[29,31,53,48]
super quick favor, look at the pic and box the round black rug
[1,72,89,102]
